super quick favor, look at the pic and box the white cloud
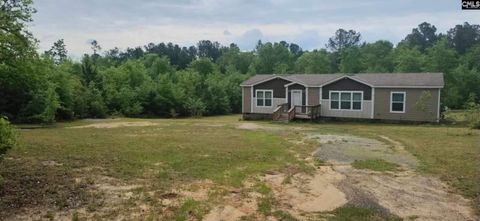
[30,0,480,57]
[235,29,263,50]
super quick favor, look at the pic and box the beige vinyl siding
[242,86,251,113]
[321,100,372,118]
[307,87,320,106]
[374,88,440,122]
[252,98,286,114]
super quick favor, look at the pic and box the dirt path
[232,122,477,220]
[310,134,418,168]
[309,133,476,221]
[336,167,475,221]
[263,167,347,213]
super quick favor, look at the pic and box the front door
[291,90,303,113]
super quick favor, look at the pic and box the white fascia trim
[374,86,443,89]
[437,89,441,122]
[306,87,309,105]
[319,87,322,104]
[284,81,309,87]
[371,88,375,119]
[240,75,300,87]
[241,87,244,113]
[285,85,289,103]
[250,87,253,113]
[319,75,374,88]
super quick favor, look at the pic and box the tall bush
[0,117,16,157]
[464,93,480,129]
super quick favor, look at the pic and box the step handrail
[287,106,296,121]
[272,105,283,120]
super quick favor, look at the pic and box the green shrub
[464,93,480,129]
[0,116,16,156]
[470,119,480,129]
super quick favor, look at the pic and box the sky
[30,0,480,58]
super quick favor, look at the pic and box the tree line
[1,0,480,124]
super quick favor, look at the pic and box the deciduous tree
[326,29,361,52]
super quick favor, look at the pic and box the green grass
[1,115,479,218]
[254,180,297,220]
[352,159,400,172]
[272,210,298,221]
[0,116,305,218]
[444,110,479,124]
[254,182,273,195]
[12,117,299,185]
[257,196,274,216]
[327,206,402,221]
[173,198,210,221]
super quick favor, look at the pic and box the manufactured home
[240,73,444,122]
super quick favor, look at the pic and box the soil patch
[310,134,418,168]
[263,167,347,216]
[237,122,309,132]
[204,205,247,221]
[69,121,159,129]
[237,122,273,130]
[193,123,226,127]
[308,134,476,221]
[336,166,476,221]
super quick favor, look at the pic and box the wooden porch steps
[272,103,321,122]
[276,113,290,122]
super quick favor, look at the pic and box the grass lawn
[0,115,479,219]
[352,159,400,172]
[0,116,310,219]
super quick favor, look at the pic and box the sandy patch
[203,190,259,221]
[236,122,309,132]
[69,121,159,129]
[262,166,347,218]
[175,180,215,201]
[237,122,267,130]
[41,160,63,166]
[193,123,226,127]
[337,166,476,221]
[307,133,476,221]
[204,205,246,221]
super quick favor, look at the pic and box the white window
[330,91,363,110]
[256,90,273,107]
[390,92,406,113]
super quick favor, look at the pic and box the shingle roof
[239,74,275,86]
[240,73,444,88]
[352,73,444,87]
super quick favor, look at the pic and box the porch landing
[272,103,321,122]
